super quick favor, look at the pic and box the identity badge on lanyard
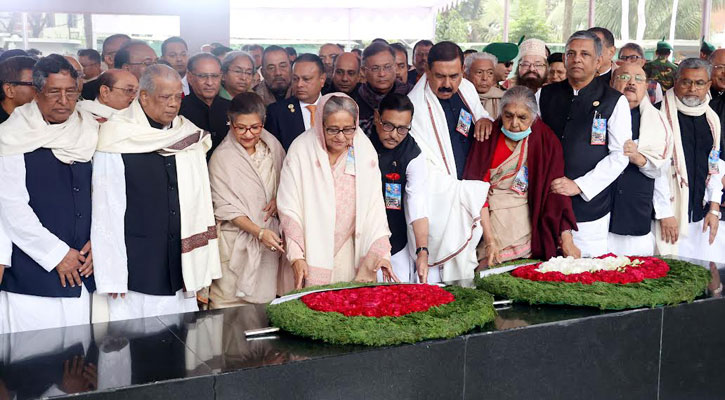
[708,148,720,175]
[384,183,402,210]
[345,146,356,176]
[591,110,607,146]
[511,166,529,195]
[456,109,473,137]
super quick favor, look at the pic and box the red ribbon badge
[385,172,401,181]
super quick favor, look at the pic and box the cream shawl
[407,74,490,281]
[76,99,119,122]
[208,130,289,298]
[637,94,673,170]
[0,100,98,163]
[657,89,721,253]
[277,93,391,285]
[92,99,221,293]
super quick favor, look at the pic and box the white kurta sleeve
[575,96,632,202]
[0,155,69,272]
[638,159,663,179]
[0,219,12,266]
[705,159,725,203]
[653,166,674,220]
[404,153,428,224]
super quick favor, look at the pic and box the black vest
[539,78,622,222]
[438,93,473,180]
[709,88,725,220]
[679,112,714,223]
[371,128,422,255]
[609,108,655,236]
[121,117,183,296]
[179,90,230,157]
[0,149,95,297]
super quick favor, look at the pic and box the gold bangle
[258,228,265,241]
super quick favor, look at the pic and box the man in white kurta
[407,41,490,282]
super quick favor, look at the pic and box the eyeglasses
[380,121,411,135]
[41,88,80,101]
[503,61,514,68]
[618,55,642,62]
[80,62,100,69]
[127,60,157,67]
[365,64,394,74]
[231,122,263,134]
[714,65,725,72]
[111,86,138,96]
[324,126,357,137]
[4,81,34,87]
[191,72,222,81]
[614,73,646,83]
[519,62,546,70]
[678,79,708,89]
[227,68,254,78]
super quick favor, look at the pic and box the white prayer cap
[518,38,547,60]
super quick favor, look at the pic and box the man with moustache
[179,53,230,155]
[407,41,492,282]
[465,52,503,119]
[329,52,361,95]
[514,38,548,99]
[390,43,410,85]
[607,64,673,255]
[539,31,632,257]
[407,40,433,86]
[254,45,292,106]
[83,34,130,100]
[352,43,410,134]
[160,36,190,96]
[617,42,664,105]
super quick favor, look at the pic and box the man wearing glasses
[114,40,158,81]
[180,53,230,156]
[655,58,724,265]
[514,38,548,100]
[0,55,36,123]
[352,42,410,135]
[82,34,130,101]
[0,55,97,332]
[77,69,139,122]
[617,42,664,106]
[370,93,430,283]
[607,64,673,256]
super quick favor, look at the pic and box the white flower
[536,255,641,275]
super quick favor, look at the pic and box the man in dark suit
[265,53,325,150]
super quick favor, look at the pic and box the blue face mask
[501,126,532,141]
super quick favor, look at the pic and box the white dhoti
[107,289,198,322]
[678,221,724,266]
[607,232,655,256]
[0,284,91,333]
[572,214,611,257]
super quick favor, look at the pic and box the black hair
[241,44,264,53]
[0,56,36,101]
[102,34,131,56]
[413,40,434,53]
[390,43,409,64]
[77,48,101,63]
[371,38,389,45]
[161,36,188,56]
[378,92,414,116]
[228,91,266,121]
[547,52,564,64]
[211,46,232,57]
[285,47,297,57]
[362,42,396,66]
[587,27,615,48]
[32,54,78,91]
[427,41,464,69]
[292,53,325,75]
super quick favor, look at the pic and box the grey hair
[139,64,181,94]
[565,30,602,58]
[676,57,713,81]
[322,95,359,125]
[619,42,644,58]
[464,52,498,75]
[221,51,256,72]
[499,86,539,117]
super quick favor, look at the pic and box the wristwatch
[416,247,429,256]
[709,209,722,219]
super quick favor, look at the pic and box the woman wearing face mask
[463,86,581,267]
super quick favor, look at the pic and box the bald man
[329,52,361,95]
[607,63,673,256]
[114,40,158,80]
[64,55,85,95]
[77,69,139,122]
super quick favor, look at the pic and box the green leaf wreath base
[475,258,711,310]
[266,282,496,346]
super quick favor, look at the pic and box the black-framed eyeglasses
[4,81,34,87]
[324,126,357,137]
[503,61,514,68]
[380,121,411,135]
[127,60,157,67]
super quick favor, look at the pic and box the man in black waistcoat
[588,27,617,84]
[179,53,230,157]
[0,55,97,333]
[607,64,673,256]
[370,93,430,283]
[708,49,725,229]
[540,31,632,257]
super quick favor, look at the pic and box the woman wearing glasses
[277,93,398,289]
[219,51,256,101]
[208,92,293,307]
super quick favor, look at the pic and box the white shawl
[277,94,390,283]
[76,99,118,122]
[91,99,221,294]
[0,100,98,163]
[637,95,673,170]
[657,89,722,253]
[407,74,490,281]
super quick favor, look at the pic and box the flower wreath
[475,256,711,310]
[266,282,496,346]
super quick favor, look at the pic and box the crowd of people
[0,27,723,334]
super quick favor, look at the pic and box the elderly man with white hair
[91,64,221,321]
[514,38,549,100]
[465,52,504,119]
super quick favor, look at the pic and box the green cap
[701,38,716,53]
[483,42,519,63]
[656,36,673,52]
